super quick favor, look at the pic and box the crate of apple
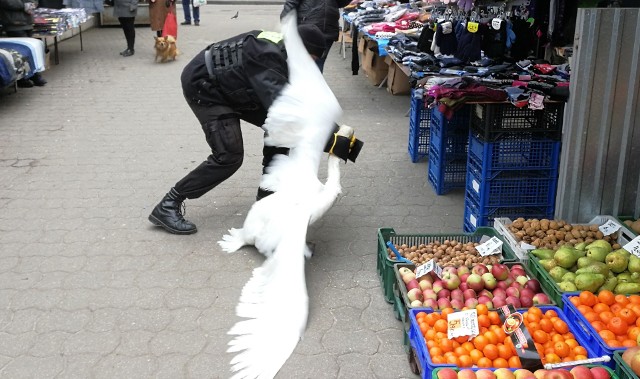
[434,366,615,379]
[398,262,552,311]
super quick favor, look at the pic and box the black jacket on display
[181,30,289,126]
[281,0,351,42]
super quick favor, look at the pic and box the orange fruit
[606,339,622,347]
[551,334,565,343]
[575,354,588,361]
[539,319,554,333]
[564,339,578,349]
[629,327,640,341]
[454,346,468,356]
[425,313,439,326]
[623,339,637,347]
[617,308,637,325]
[441,308,455,318]
[446,354,458,365]
[462,341,475,352]
[484,331,499,345]
[527,322,540,333]
[419,322,429,335]
[477,357,493,368]
[545,353,561,364]
[473,335,489,351]
[591,321,606,332]
[526,312,541,323]
[533,330,548,344]
[584,312,599,323]
[630,295,640,304]
[483,344,499,360]
[598,290,616,306]
[573,346,587,356]
[476,304,488,316]
[434,319,448,333]
[569,296,581,306]
[615,295,630,306]
[440,338,454,353]
[493,357,509,368]
[593,303,610,313]
[432,356,445,364]
[599,329,616,341]
[508,355,522,368]
[458,355,473,367]
[577,305,593,315]
[497,344,512,360]
[607,317,629,336]
[553,341,571,358]
[469,349,484,364]
[600,311,615,324]
[529,307,544,318]
[629,304,640,318]
[488,311,501,325]
[579,291,597,307]
[478,314,491,328]
[553,319,569,334]
[429,347,443,358]
[610,303,623,313]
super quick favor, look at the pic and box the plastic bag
[162,9,178,39]
[193,0,206,7]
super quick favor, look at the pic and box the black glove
[324,125,364,163]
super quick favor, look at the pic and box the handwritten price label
[624,236,640,258]
[476,236,503,257]
[447,309,479,340]
[415,259,443,279]
[599,219,621,236]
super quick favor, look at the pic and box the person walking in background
[0,0,47,86]
[280,0,350,72]
[180,0,199,26]
[147,25,327,235]
[113,0,138,56]
[149,0,175,37]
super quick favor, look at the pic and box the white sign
[624,236,640,258]
[599,219,621,236]
[477,236,503,256]
[447,309,479,340]
[415,259,443,279]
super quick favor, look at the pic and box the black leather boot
[148,188,197,234]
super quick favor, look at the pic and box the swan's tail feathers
[218,228,247,253]
[227,210,311,379]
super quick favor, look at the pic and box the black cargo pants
[174,99,288,199]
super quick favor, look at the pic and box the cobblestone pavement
[0,5,464,378]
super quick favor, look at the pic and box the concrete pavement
[0,5,465,378]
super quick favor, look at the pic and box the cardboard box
[338,30,353,44]
[357,37,366,53]
[386,61,411,95]
[361,40,388,86]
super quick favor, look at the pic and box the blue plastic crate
[468,132,562,172]
[463,192,555,232]
[408,90,432,163]
[466,154,559,207]
[408,305,602,379]
[470,102,564,141]
[428,148,467,195]
[561,292,622,368]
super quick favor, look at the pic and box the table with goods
[376,215,640,378]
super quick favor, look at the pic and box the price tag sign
[476,236,503,256]
[415,259,443,279]
[624,236,640,258]
[599,219,621,236]
[447,309,479,340]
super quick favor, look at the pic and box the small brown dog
[154,35,179,63]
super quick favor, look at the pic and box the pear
[629,255,640,274]
[606,251,629,273]
[574,241,588,251]
[616,248,631,258]
[531,249,555,260]
[586,246,609,262]
[549,266,570,283]
[586,240,613,254]
[574,273,606,293]
[614,282,640,294]
[599,276,618,292]
[577,256,595,269]
[558,282,578,292]
[562,272,577,283]
[554,246,580,269]
[617,272,634,283]
[575,261,609,276]
[539,259,557,272]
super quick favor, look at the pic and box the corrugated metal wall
[556,8,640,221]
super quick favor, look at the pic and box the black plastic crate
[470,102,564,141]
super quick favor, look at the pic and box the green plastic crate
[527,255,565,308]
[614,350,637,379]
[430,365,620,379]
[376,227,519,304]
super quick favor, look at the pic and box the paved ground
[0,5,464,378]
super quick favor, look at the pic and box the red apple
[570,366,594,379]
[475,369,497,379]
[542,369,573,379]
[494,368,515,379]
[492,264,510,281]
[437,368,458,379]
[588,367,610,379]
[458,368,477,379]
